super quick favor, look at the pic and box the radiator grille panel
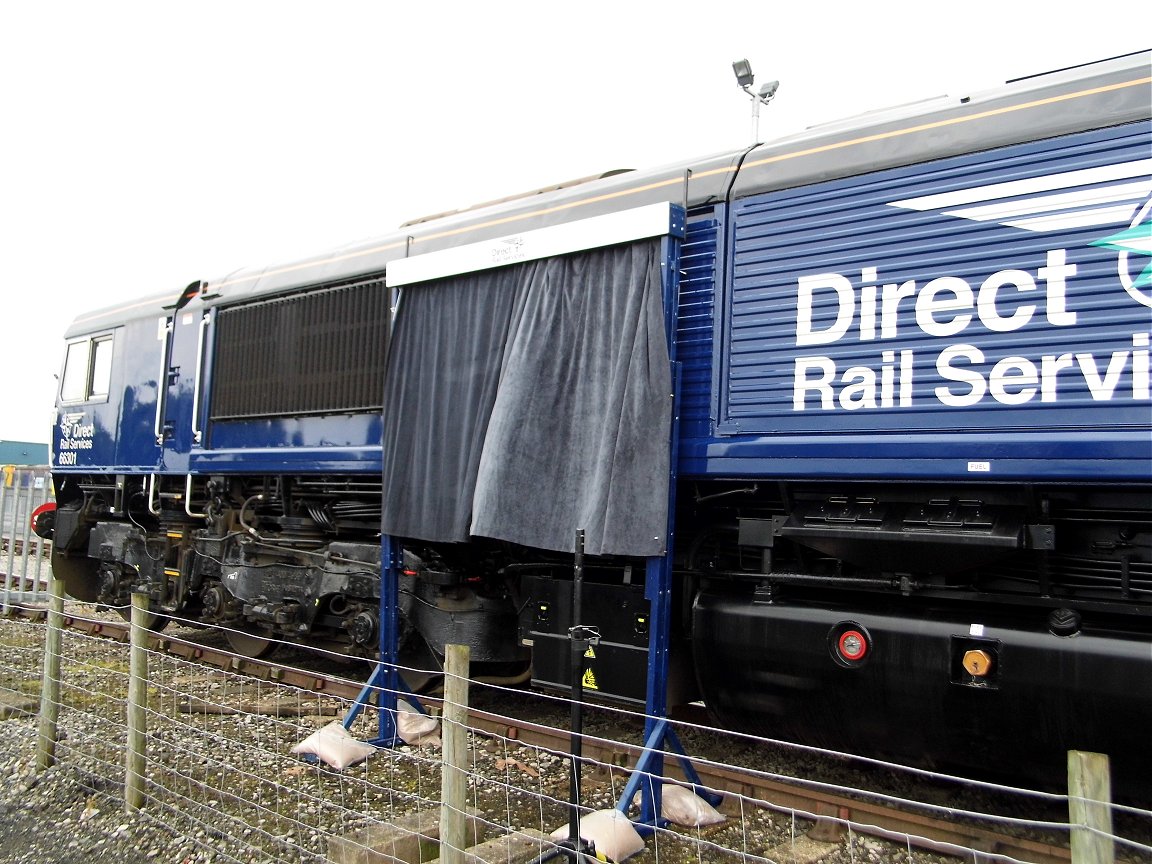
[210,279,389,420]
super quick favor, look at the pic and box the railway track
[5,605,1127,864]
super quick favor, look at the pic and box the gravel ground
[0,716,904,864]
[0,695,802,864]
[1,750,160,864]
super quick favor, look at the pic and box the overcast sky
[1,1,1148,444]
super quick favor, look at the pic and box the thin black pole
[525,529,598,864]
[567,529,585,852]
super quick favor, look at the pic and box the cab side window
[60,335,114,403]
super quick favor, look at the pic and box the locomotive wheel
[115,605,171,632]
[225,627,278,659]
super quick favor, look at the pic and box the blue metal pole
[371,533,402,746]
[626,225,685,827]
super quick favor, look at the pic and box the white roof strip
[944,180,1152,222]
[387,202,680,287]
[1002,203,1142,233]
[888,159,1152,211]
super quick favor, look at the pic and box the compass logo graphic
[1090,196,1152,309]
[59,412,86,437]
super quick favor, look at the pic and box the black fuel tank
[693,586,1151,799]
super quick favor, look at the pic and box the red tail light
[30,502,57,539]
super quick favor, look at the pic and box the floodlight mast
[732,58,780,144]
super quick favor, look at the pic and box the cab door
[155,298,207,473]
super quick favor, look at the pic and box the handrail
[152,318,173,446]
[185,474,208,520]
[147,474,160,516]
[191,313,210,445]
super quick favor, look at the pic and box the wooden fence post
[125,591,149,811]
[440,644,471,864]
[35,576,65,771]
[1068,750,1113,864]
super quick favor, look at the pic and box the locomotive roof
[65,289,174,338]
[67,50,1150,335]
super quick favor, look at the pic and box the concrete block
[764,836,839,864]
[432,828,550,864]
[328,807,486,864]
[0,693,37,720]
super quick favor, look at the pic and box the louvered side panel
[210,279,389,421]
[676,212,720,441]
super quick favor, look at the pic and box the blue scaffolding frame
[344,208,704,825]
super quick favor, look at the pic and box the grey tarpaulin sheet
[380,239,670,556]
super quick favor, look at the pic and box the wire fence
[1,591,1150,863]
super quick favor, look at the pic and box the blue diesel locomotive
[43,52,1151,787]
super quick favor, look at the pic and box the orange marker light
[963,649,994,677]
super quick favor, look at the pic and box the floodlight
[758,80,779,100]
[732,59,754,89]
[730,60,780,144]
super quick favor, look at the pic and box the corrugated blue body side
[679,121,1152,481]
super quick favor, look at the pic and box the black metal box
[518,574,650,705]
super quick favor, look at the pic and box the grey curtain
[380,239,670,556]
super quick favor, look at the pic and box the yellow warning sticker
[582,668,599,690]
[584,646,596,659]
